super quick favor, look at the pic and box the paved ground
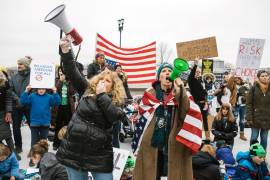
[18,125,270,170]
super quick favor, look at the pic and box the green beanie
[249,143,266,157]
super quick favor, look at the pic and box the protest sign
[30,62,55,88]
[235,38,265,80]
[202,59,213,74]
[176,37,218,60]
[88,148,130,180]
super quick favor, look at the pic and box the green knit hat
[249,143,266,157]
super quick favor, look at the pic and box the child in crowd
[0,143,24,180]
[20,85,60,166]
[20,85,60,147]
[233,141,270,179]
[212,103,238,148]
[28,139,68,180]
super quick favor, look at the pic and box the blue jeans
[250,128,269,150]
[234,105,246,132]
[30,126,49,147]
[65,166,113,180]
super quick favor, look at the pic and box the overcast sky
[1,0,270,68]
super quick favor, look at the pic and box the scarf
[151,82,173,149]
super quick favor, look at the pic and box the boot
[205,131,211,141]
[240,132,247,141]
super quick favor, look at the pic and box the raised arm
[60,36,88,96]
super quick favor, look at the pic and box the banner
[88,148,130,180]
[176,37,218,60]
[30,62,55,88]
[235,38,265,80]
[202,59,213,74]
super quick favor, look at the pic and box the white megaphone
[44,4,83,45]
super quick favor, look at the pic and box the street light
[118,18,124,47]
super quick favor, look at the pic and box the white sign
[235,38,265,81]
[30,62,55,88]
[88,148,130,180]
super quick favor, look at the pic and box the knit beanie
[157,62,173,80]
[17,56,32,68]
[95,52,105,59]
[249,142,266,157]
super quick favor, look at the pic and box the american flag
[96,33,156,84]
[132,90,202,155]
[132,90,176,155]
[176,91,203,154]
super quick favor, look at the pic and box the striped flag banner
[176,91,203,154]
[96,33,157,84]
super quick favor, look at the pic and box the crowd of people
[0,35,269,180]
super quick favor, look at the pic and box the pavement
[18,125,270,170]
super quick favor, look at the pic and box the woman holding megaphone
[132,61,194,180]
[56,36,127,180]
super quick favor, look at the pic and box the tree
[156,42,173,65]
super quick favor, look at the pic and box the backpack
[216,146,236,165]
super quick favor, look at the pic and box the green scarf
[151,82,173,149]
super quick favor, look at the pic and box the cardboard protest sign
[88,148,130,180]
[202,59,214,74]
[30,62,55,88]
[235,38,265,81]
[176,37,218,60]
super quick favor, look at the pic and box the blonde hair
[0,143,11,159]
[215,103,235,123]
[201,144,216,157]
[84,69,125,106]
[0,71,7,87]
[28,139,49,158]
[58,126,67,140]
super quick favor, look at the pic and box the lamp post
[118,18,124,47]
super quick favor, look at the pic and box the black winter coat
[56,51,126,173]
[0,81,12,140]
[188,65,207,106]
[246,82,270,129]
[192,151,222,180]
[211,117,238,146]
[87,61,103,79]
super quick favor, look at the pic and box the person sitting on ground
[192,141,222,180]
[28,139,68,180]
[0,143,24,180]
[212,103,238,149]
[234,140,270,180]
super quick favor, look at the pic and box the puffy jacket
[0,82,12,140]
[39,152,68,180]
[246,82,270,129]
[212,117,238,146]
[192,151,222,180]
[234,151,270,180]
[56,51,126,172]
[0,152,19,177]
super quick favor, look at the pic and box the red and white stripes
[176,92,203,154]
